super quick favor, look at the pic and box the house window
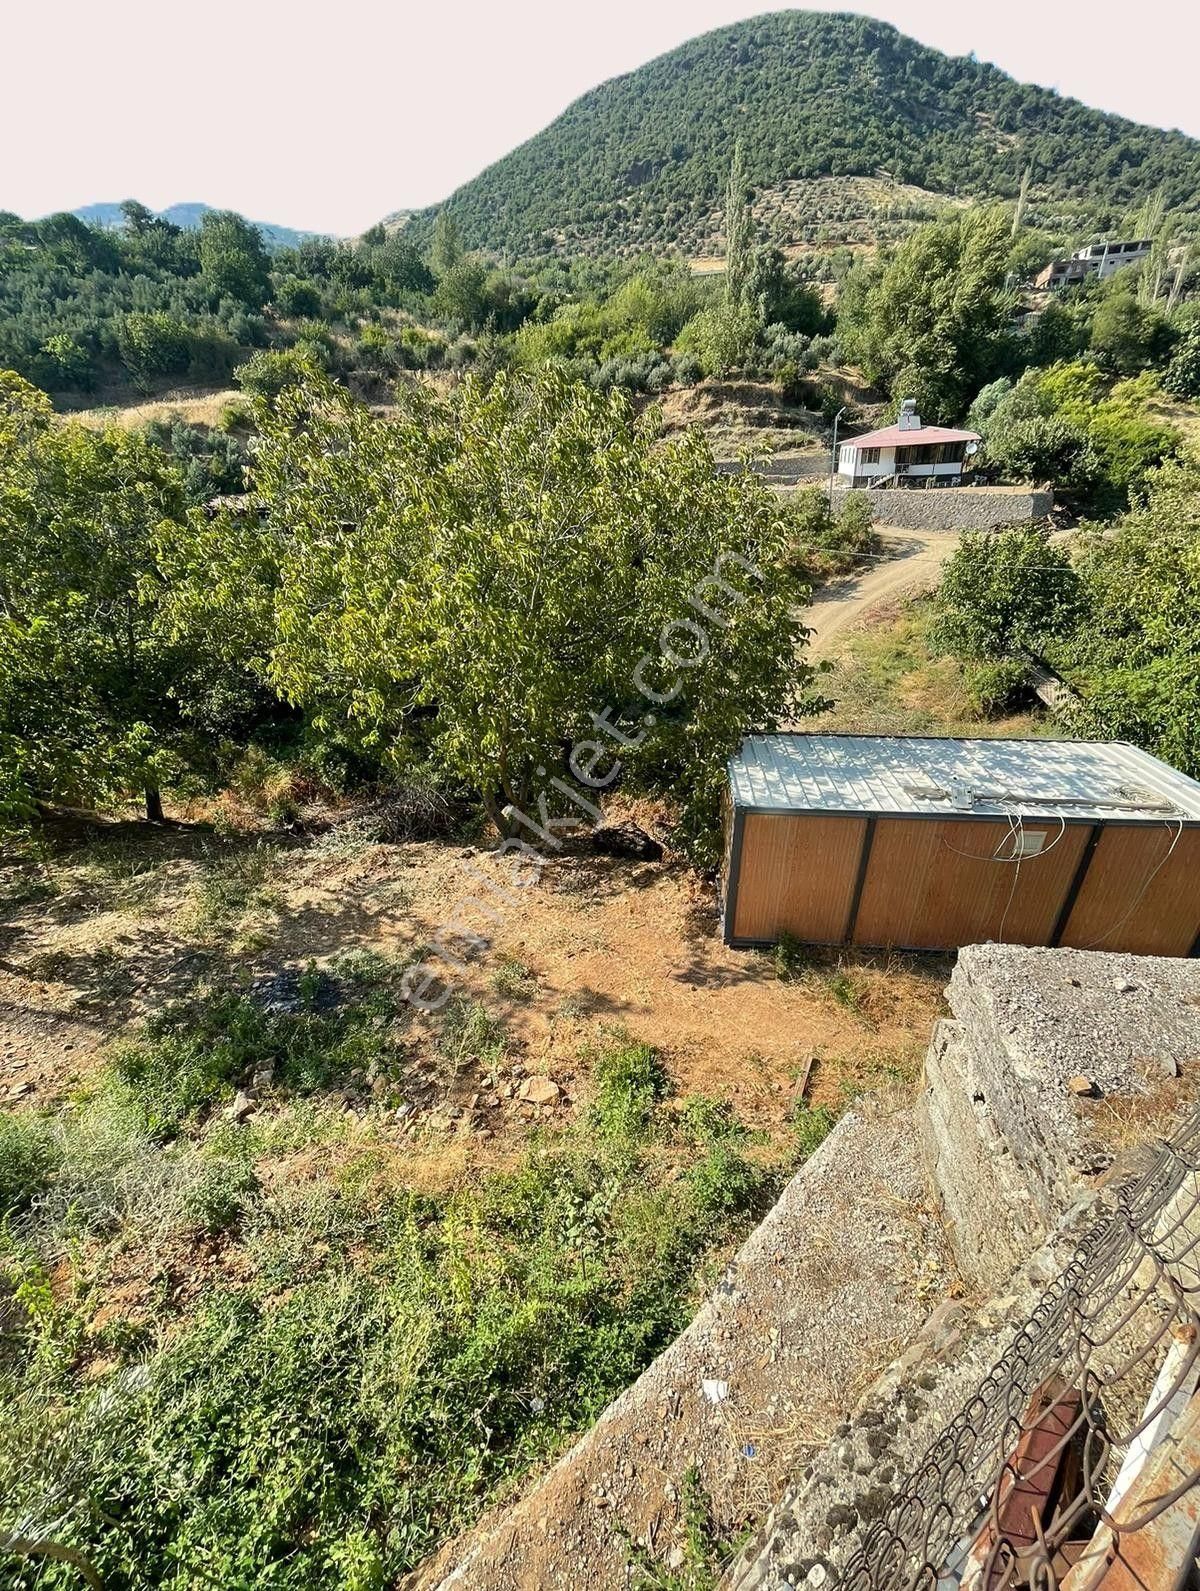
[862,447,880,464]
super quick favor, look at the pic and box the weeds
[491,954,538,1001]
[791,1100,837,1158]
[769,931,810,981]
[589,1037,669,1142]
[0,1112,63,1217]
[187,842,281,930]
[626,1466,739,1589]
[0,1031,774,1589]
[106,958,408,1137]
[436,998,507,1074]
[822,966,871,1019]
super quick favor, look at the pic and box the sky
[7,0,1200,237]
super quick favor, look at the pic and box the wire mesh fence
[841,1104,1200,1587]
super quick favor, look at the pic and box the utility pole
[829,407,847,515]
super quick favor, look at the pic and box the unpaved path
[803,529,956,657]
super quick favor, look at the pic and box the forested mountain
[71,202,328,249]
[392,10,1200,259]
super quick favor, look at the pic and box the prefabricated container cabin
[722,735,1200,958]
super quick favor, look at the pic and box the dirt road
[803,528,956,657]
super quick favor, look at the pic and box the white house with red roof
[837,400,980,489]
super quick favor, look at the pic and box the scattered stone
[667,1546,686,1570]
[227,1090,254,1123]
[1066,1074,1097,1097]
[1113,978,1138,994]
[519,1077,561,1106]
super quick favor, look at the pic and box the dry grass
[66,388,241,430]
[817,599,1048,739]
[1085,1064,1200,1153]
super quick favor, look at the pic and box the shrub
[686,1143,765,1216]
[964,656,1030,717]
[1165,331,1200,400]
[0,1113,62,1217]
[182,1154,260,1233]
[770,930,810,980]
[930,527,1084,662]
[791,1100,836,1158]
[590,1039,669,1142]
[234,347,320,400]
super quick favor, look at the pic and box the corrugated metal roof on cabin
[728,735,1200,822]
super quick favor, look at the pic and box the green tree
[217,368,810,856]
[1063,450,1200,773]
[430,212,464,279]
[117,311,191,385]
[675,300,760,378]
[199,210,272,308]
[432,257,489,329]
[837,209,1018,419]
[233,347,319,400]
[930,526,1083,662]
[1165,329,1200,399]
[273,275,322,317]
[0,372,251,822]
[979,362,1177,511]
[1089,283,1173,375]
[37,332,95,391]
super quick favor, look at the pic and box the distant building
[1035,238,1153,290]
[836,400,980,488]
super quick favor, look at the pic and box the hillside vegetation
[394,10,1200,259]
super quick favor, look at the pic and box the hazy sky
[7,0,1200,236]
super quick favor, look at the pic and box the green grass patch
[106,955,409,1137]
[186,841,282,930]
[0,1030,779,1590]
[491,955,538,1001]
[820,600,1048,739]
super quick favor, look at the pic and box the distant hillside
[392,10,1200,259]
[70,202,331,250]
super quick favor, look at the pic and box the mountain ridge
[390,10,1200,260]
[67,201,333,250]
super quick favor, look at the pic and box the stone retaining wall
[834,485,1053,531]
[921,944,1200,1290]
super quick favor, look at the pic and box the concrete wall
[833,485,1053,531]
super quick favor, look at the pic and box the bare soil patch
[1,816,947,1132]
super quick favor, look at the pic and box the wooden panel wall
[852,818,1091,951]
[1059,825,1200,957]
[732,813,865,943]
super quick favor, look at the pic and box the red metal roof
[842,423,980,449]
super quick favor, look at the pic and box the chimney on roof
[897,399,921,431]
